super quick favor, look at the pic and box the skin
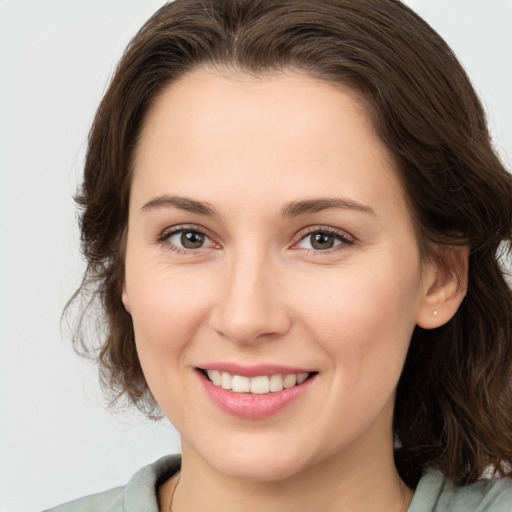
[122,68,467,512]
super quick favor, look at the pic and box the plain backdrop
[0,1,510,511]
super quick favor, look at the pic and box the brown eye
[181,231,205,249]
[296,229,353,252]
[310,233,335,250]
[166,229,214,250]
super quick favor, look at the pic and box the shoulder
[42,486,124,512]
[43,455,181,512]
[409,470,512,512]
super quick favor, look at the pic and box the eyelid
[291,225,355,251]
[155,223,354,254]
[156,224,219,252]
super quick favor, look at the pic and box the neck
[167,438,413,512]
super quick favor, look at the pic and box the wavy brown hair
[69,0,512,487]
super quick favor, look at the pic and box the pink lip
[197,369,316,420]
[199,362,313,378]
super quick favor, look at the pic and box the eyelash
[156,225,216,255]
[156,225,355,255]
[293,226,355,254]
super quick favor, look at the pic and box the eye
[164,228,215,250]
[295,229,353,251]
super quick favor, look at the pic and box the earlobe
[416,246,469,329]
[121,284,131,314]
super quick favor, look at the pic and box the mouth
[200,368,314,394]
[196,366,317,419]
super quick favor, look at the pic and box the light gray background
[0,1,510,511]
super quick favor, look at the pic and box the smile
[197,366,317,419]
[205,369,310,394]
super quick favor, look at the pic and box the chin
[197,437,317,482]
[215,458,306,482]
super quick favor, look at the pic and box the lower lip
[198,371,316,419]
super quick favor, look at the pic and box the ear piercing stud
[432,309,439,317]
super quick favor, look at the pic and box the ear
[416,246,469,329]
[121,282,131,314]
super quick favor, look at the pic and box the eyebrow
[281,198,376,217]
[140,195,376,218]
[141,195,218,216]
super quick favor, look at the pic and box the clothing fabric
[43,455,512,512]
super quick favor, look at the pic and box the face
[123,69,438,482]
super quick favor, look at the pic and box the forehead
[131,68,406,219]
[136,67,377,158]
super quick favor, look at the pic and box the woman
[46,0,512,510]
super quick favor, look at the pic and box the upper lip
[198,362,315,378]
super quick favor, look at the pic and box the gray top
[44,455,512,512]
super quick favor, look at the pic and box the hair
[69,0,512,487]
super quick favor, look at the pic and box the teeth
[269,374,283,392]
[297,372,309,384]
[205,370,310,394]
[250,376,270,394]
[283,374,297,388]
[232,375,250,393]
[221,372,232,390]
[208,369,221,386]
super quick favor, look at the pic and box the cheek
[125,263,213,358]
[295,264,422,372]
[124,267,216,415]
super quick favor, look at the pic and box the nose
[209,251,292,345]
